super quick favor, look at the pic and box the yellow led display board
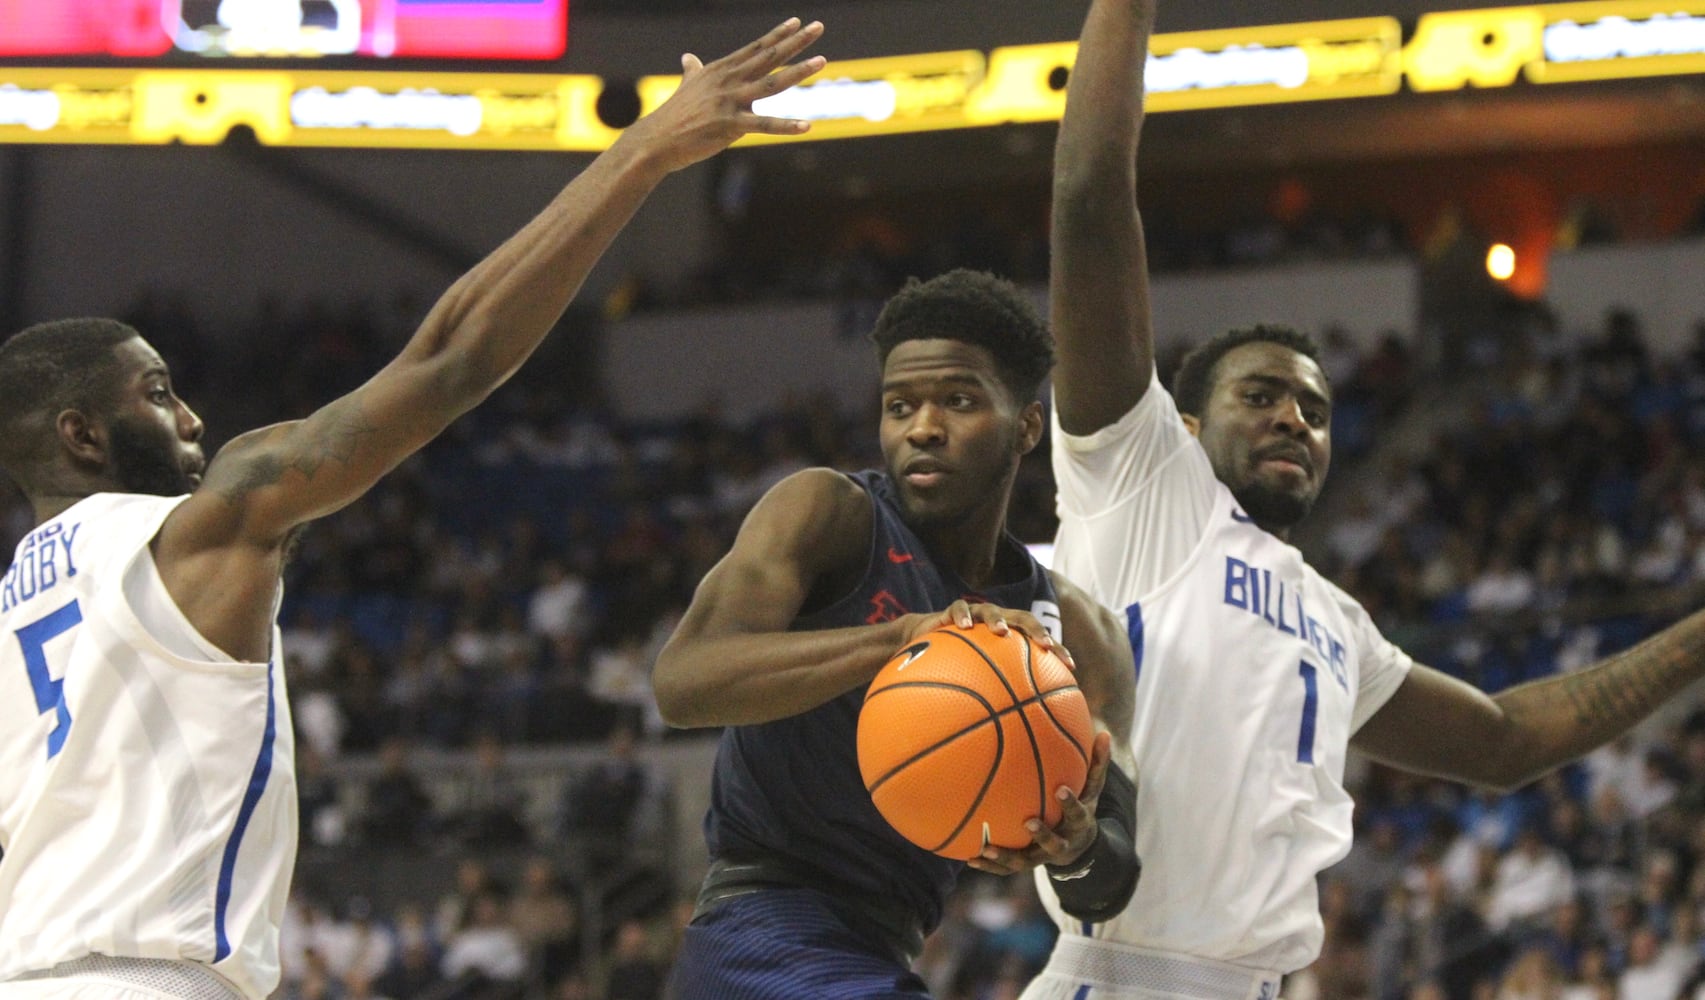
[1526,1,1705,83]
[0,67,616,149]
[0,2,1700,150]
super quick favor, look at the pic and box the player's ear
[1180,413,1201,438]
[57,408,107,467]
[1016,401,1044,455]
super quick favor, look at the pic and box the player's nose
[178,400,205,442]
[906,404,946,444]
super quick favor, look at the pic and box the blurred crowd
[7,265,1705,998]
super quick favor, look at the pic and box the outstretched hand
[622,17,826,174]
[967,730,1113,876]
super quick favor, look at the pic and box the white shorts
[0,957,243,1000]
[1020,936,1284,1000]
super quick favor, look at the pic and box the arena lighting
[2,1,1702,149]
[1487,243,1518,280]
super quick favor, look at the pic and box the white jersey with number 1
[1038,372,1412,976]
[0,493,295,1000]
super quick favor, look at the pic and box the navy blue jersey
[702,470,1060,935]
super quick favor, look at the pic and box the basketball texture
[857,622,1094,861]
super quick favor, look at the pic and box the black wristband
[1044,759,1139,923]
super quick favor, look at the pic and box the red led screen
[0,0,568,60]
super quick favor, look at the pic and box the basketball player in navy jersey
[1027,0,1705,996]
[654,269,1142,1000]
[0,21,826,1000]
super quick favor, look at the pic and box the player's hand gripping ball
[857,622,1094,860]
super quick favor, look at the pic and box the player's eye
[885,399,913,417]
[946,393,975,409]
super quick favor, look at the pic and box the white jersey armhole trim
[99,496,275,672]
[1052,371,1235,604]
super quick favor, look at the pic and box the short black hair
[869,269,1054,401]
[0,318,140,482]
[1172,324,1325,418]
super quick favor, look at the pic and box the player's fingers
[749,19,823,74]
[681,52,704,75]
[1005,612,1056,650]
[939,599,975,629]
[967,604,1011,635]
[735,113,812,136]
[1078,732,1112,803]
[725,17,809,73]
[973,846,1026,875]
[744,54,826,100]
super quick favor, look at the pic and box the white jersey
[1040,372,1411,975]
[0,493,296,1000]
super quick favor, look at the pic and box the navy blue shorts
[666,888,932,1000]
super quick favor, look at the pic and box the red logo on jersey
[866,590,908,623]
[887,547,915,564]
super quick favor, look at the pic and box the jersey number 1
[1296,660,1319,765]
[17,598,83,759]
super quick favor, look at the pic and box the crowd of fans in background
[8,265,1705,999]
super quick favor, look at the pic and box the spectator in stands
[375,906,443,1000]
[603,918,666,1000]
[1487,826,1577,933]
[446,733,532,848]
[1494,945,1565,1000]
[437,859,497,941]
[440,892,528,992]
[562,720,659,866]
[1616,923,1693,1000]
[363,738,436,847]
[509,856,579,984]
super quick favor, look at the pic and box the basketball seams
[862,681,1003,791]
[941,627,1051,845]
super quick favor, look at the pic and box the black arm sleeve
[1044,759,1139,923]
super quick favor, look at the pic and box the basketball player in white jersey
[1011,0,1705,997]
[0,21,826,1000]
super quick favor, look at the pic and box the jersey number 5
[17,599,83,759]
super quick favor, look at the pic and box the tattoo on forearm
[212,400,380,505]
[287,399,379,479]
[1560,622,1701,729]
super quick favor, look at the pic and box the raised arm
[1050,0,1158,436]
[1353,610,1705,792]
[156,20,826,660]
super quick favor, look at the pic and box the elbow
[651,658,707,730]
[1052,171,1138,237]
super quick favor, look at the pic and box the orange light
[1486,243,1517,281]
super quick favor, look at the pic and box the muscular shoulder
[745,468,872,563]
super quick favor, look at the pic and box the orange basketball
[857,622,1094,861]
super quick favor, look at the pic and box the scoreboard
[0,0,569,61]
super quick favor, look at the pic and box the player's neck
[31,491,96,526]
[926,509,1014,591]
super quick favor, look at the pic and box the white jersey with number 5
[0,493,295,1000]
[1040,372,1411,975]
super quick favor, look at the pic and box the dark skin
[654,338,1137,873]
[19,18,828,663]
[1054,0,1705,794]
